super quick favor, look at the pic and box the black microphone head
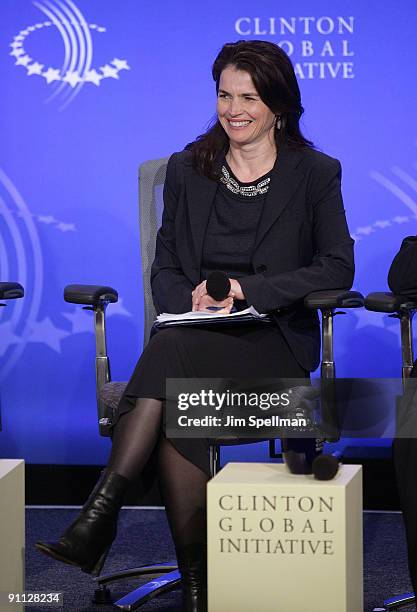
[206,271,231,301]
[312,454,340,481]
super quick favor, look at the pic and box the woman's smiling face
[217,65,277,149]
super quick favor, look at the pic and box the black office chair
[365,291,417,611]
[63,158,363,610]
[0,282,24,431]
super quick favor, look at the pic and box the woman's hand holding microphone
[191,272,245,313]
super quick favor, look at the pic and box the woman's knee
[149,327,191,350]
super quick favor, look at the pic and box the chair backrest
[138,158,169,347]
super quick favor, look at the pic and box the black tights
[108,398,208,556]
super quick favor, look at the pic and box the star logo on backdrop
[63,299,133,337]
[55,222,76,232]
[351,309,403,348]
[63,308,94,335]
[106,298,132,318]
[36,214,76,232]
[26,61,44,76]
[373,220,391,229]
[37,215,57,224]
[11,210,76,233]
[27,317,71,353]
[393,215,410,224]
[351,214,415,243]
[9,1,131,110]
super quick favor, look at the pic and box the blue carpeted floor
[25,508,415,611]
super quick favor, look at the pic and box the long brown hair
[189,40,313,179]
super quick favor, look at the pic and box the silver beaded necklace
[220,165,271,197]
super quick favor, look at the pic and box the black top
[201,161,272,287]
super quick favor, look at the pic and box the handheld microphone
[312,451,342,481]
[206,271,231,301]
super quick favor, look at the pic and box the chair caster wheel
[93,585,113,604]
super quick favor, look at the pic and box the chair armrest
[364,291,417,313]
[304,290,364,310]
[64,284,118,306]
[0,282,24,300]
[63,285,118,436]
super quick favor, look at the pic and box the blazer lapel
[254,144,305,250]
[185,167,218,270]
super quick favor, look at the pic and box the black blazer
[388,235,417,297]
[151,145,354,372]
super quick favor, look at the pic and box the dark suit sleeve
[388,236,417,296]
[239,159,355,312]
[150,154,194,314]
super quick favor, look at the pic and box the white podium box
[0,460,25,612]
[207,462,362,612]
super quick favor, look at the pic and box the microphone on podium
[312,451,342,481]
[206,271,231,301]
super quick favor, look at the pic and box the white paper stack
[156,306,271,327]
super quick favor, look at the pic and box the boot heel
[82,546,111,576]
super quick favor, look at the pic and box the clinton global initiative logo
[9,0,130,110]
[235,16,354,79]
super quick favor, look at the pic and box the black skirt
[114,323,307,476]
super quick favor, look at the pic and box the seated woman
[36,40,354,611]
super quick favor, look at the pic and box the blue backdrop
[1,0,416,464]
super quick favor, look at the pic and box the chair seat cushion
[99,381,128,420]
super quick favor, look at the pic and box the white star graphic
[111,58,130,71]
[27,318,70,353]
[84,69,103,86]
[96,26,106,32]
[63,70,82,87]
[38,215,57,224]
[14,35,24,41]
[356,226,375,236]
[393,216,410,224]
[63,308,94,335]
[373,220,391,229]
[0,321,22,358]
[42,67,61,84]
[100,64,119,79]
[56,222,76,232]
[352,309,394,332]
[27,26,36,32]
[26,62,44,76]
[15,55,31,67]
[10,41,23,49]
[107,298,132,318]
[10,48,24,58]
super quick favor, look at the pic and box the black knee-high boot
[36,470,130,575]
[36,398,163,575]
[157,437,208,612]
[177,543,207,612]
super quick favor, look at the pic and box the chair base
[375,591,416,610]
[93,563,180,610]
